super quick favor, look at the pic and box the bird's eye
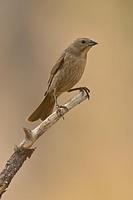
[81,40,86,44]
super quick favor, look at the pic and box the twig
[0,89,90,198]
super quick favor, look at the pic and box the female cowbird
[28,38,97,122]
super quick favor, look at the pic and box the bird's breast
[52,55,87,95]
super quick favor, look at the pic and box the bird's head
[68,38,98,56]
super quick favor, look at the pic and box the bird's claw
[68,87,90,100]
[56,105,68,120]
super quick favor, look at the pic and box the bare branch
[0,90,89,198]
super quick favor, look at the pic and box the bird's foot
[56,105,68,120]
[68,87,90,100]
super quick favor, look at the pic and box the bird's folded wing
[46,52,65,92]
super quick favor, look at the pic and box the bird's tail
[27,92,55,122]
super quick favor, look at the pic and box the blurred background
[0,0,133,199]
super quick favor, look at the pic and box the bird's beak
[88,40,98,46]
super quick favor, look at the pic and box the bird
[27,38,97,122]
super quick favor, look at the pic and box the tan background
[0,0,133,199]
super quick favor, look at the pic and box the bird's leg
[68,87,90,100]
[53,89,68,120]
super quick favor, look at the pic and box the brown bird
[27,38,97,122]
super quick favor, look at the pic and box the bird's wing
[46,52,65,93]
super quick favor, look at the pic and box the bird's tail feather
[27,92,55,122]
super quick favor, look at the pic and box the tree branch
[0,90,90,198]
